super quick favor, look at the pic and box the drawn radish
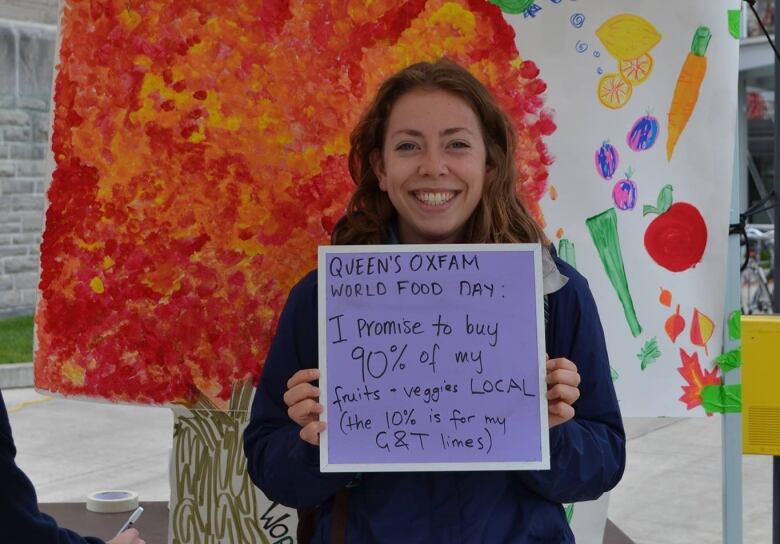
[612,167,637,210]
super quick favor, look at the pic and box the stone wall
[0,17,56,316]
[0,1,58,26]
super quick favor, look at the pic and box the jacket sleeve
[0,391,104,544]
[515,262,626,503]
[243,272,353,508]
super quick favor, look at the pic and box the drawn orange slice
[598,73,633,109]
[619,54,653,85]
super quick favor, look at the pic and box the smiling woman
[0,315,34,365]
[243,58,625,544]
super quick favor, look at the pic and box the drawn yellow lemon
[596,14,662,60]
[619,54,653,85]
[597,73,633,110]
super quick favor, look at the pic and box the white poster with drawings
[509,0,740,416]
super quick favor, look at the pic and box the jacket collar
[387,221,568,295]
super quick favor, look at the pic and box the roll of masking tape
[86,490,139,513]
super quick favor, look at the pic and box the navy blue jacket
[0,390,104,544]
[244,256,625,543]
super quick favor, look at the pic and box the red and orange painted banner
[37,0,555,406]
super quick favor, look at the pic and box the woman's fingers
[287,398,323,427]
[283,368,323,429]
[546,357,580,388]
[548,402,575,427]
[287,368,319,390]
[283,382,320,408]
[546,357,580,428]
[546,383,581,404]
[300,420,327,446]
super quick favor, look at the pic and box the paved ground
[4,387,774,543]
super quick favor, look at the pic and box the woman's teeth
[414,191,455,206]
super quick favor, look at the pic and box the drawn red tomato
[644,201,707,272]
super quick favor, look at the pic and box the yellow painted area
[134,55,153,69]
[75,239,104,252]
[141,262,182,296]
[90,277,105,294]
[276,133,294,145]
[595,14,661,60]
[430,3,476,37]
[226,116,242,131]
[61,360,86,387]
[323,134,349,155]
[119,9,142,31]
[102,256,115,269]
[742,315,780,455]
[232,237,265,257]
[189,42,207,56]
[129,73,190,126]
[188,127,206,143]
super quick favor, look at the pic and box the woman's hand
[283,368,326,445]
[108,529,145,544]
[546,356,581,428]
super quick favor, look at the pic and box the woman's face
[372,89,489,245]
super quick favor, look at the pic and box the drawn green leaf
[637,337,661,370]
[656,185,673,213]
[610,366,619,380]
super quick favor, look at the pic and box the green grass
[0,315,34,364]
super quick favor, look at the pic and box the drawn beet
[595,141,619,180]
[643,185,707,272]
[627,114,659,151]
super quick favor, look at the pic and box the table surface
[40,502,634,543]
[40,502,168,543]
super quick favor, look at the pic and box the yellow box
[742,315,780,455]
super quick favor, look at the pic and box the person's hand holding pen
[108,528,144,544]
[108,507,145,544]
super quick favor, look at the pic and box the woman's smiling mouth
[412,190,458,206]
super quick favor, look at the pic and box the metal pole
[723,78,744,544]
[773,2,780,542]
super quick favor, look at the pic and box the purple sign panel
[318,245,549,472]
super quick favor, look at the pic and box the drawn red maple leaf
[677,348,720,411]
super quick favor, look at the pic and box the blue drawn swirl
[570,13,585,28]
[575,40,588,53]
[593,50,601,58]
[597,67,604,75]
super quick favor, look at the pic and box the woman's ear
[485,161,496,186]
[370,150,387,191]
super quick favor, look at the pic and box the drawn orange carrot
[666,26,711,161]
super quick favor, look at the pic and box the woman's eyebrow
[389,127,473,139]
[440,127,473,136]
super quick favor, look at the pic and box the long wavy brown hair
[332,58,547,246]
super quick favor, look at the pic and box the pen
[116,506,144,536]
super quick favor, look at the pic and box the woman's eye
[449,140,471,149]
[395,142,418,151]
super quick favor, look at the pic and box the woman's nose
[418,149,448,177]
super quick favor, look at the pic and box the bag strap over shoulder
[329,487,350,543]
